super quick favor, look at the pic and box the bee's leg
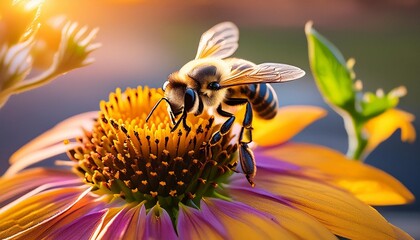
[209,105,235,146]
[238,101,253,144]
[218,98,256,187]
[238,101,256,187]
[239,142,256,187]
[223,98,253,144]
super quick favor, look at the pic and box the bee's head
[163,74,198,116]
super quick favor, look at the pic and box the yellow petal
[364,109,416,156]
[391,224,415,240]
[28,201,107,239]
[252,106,326,147]
[260,143,414,205]
[0,186,90,239]
[254,173,410,240]
[228,187,337,240]
[0,168,78,206]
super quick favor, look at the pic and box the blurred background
[1,0,419,237]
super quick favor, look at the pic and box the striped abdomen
[241,83,278,119]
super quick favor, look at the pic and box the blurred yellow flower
[0,0,43,45]
[0,0,100,108]
[364,108,416,158]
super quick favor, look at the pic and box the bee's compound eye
[162,81,169,91]
[207,82,220,90]
[184,88,196,112]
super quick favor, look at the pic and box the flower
[0,87,414,239]
[0,0,100,108]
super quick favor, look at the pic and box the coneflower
[0,87,413,239]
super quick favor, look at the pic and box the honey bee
[147,22,305,186]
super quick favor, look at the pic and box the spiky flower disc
[68,87,237,213]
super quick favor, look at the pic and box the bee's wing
[195,22,239,60]
[220,59,305,88]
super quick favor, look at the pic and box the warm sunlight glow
[14,0,44,11]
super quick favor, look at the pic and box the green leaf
[360,87,403,119]
[305,22,355,110]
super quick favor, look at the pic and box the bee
[146,22,305,186]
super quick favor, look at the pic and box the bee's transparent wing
[224,58,256,77]
[195,22,239,60]
[220,59,305,88]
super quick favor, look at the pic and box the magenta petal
[124,204,147,239]
[145,204,177,240]
[204,198,278,224]
[47,209,108,240]
[253,150,301,172]
[98,207,132,240]
[229,150,301,182]
[177,203,228,240]
[31,196,108,239]
[227,184,291,207]
[98,204,148,240]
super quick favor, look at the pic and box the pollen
[68,87,237,211]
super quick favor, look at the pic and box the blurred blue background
[1,0,419,237]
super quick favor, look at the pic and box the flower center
[68,87,237,211]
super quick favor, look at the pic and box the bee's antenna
[146,97,172,123]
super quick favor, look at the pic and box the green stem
[0,67,62,108]
[11,67,60,94]
[344,115,368,161]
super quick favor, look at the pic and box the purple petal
[227,183,291,207]
[46,209,108,240]
[124,204,147,239]
[204,198,278,223]
[97,207,132,240]
[97,203,147,240]
[32,197,108,239]
[177,203,228,240]
[145,204,177,240]
[254,150,301,172]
